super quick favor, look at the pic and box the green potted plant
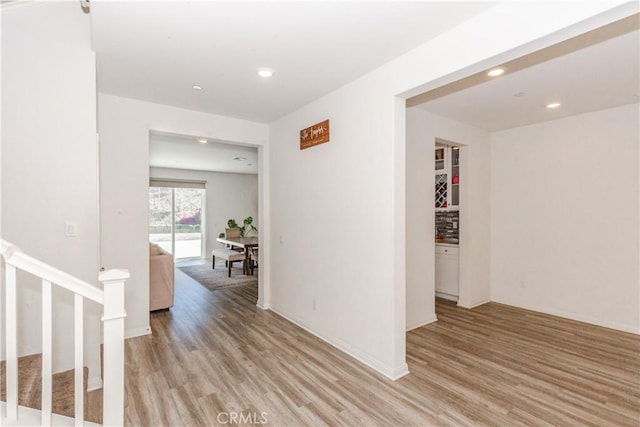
[242,216,257,236]
[225,217,257,238]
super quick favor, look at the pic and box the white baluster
[0,241,128,426]
[41,280,52,426]
[74,293,84,426]
[99,269,129,427]
[5,263,18,420]
[0,251,4,416]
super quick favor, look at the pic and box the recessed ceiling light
[192,85,202,90]
[487,68,505,77]
[546,102,561,109]
[257,67,274,78]
[233,156,247,161]
[197,138,208,144]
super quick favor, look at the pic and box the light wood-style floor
[91,268,639,426]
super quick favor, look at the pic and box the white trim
[74,294,84,422]
[2,242,104,304]
[256,301,269,310]
[87,376,103,392]
[435,291,459,303]
[390,364,410,381]
[256,144,269,309]
[457,298,490,309]
[406,314,438,332]
[98,269,129,282]
[124,326,152,339]
[491,298,640,335]
[41,280,52,425]
[392,95,408,381]
[0,402,101,427]
[269,304,408,381]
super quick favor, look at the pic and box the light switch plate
[65,221,78,237]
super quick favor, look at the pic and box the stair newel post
[99,269,129,427]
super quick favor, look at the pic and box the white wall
[1,2,103,387]
[405,108,491,330]
[268,2,634,379]
[98,94,268,337]
[149,167,258,257]
[270,87,401,377]
[491,104,640,333]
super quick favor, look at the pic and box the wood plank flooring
[93,268,639,426]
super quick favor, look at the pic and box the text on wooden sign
[300,119,330,150]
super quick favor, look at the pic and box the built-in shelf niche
[434,145,459,210]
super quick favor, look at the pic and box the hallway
[104,269,639,426]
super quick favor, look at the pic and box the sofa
[149,243,174,311]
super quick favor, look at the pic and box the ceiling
[149,132,258,174]
[91,2,638,172]
[90,1,495,123]
[415,28,640,132]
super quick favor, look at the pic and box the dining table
[216,235,258,275]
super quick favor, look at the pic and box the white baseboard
[491,297,640,335]
[457,298,490,309]
[406,314,438,331]
[389,363,410,380]
[125,326,152,339]
[256,301,269,310]
[269,304,408,381]
[87,376,103,392]
[435,291,459,302]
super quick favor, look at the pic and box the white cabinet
[435,244,459,300]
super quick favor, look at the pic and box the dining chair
[225,227,243,252]
[249,248,258,275]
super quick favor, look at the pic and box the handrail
[0,240,103,304]
[1,239,13,253]
[1,238,128,426]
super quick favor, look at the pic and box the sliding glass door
[149,187,174,254]
[149,183,204,259]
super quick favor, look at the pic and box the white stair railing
[1,240,128,426]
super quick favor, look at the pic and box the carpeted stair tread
[0,353,88,419]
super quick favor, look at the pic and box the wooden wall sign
[300,119,330,150]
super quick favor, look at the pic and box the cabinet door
[435,146,461,209]
[435,147,446,173]
[450,147,459,207]
[435,253,459,296]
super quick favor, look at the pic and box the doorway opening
[434,140,462,303]
[147,130,263,307]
